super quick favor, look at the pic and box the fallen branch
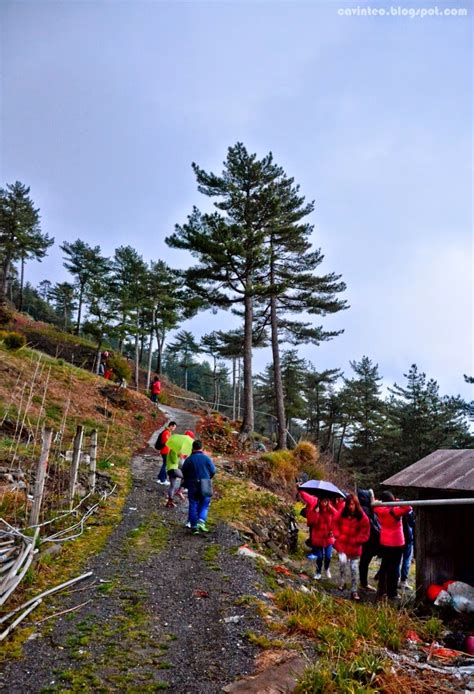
[0,571,93,626]
[0,599,42,641]
[34,598,92,625]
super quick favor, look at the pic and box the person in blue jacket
[182,440,216,534]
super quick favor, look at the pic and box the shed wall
[415,503,474,594]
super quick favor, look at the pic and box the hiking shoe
[184,521,191,528]
[197,521,209,533]
[351,592,361,601]
[307,553,318,560]
[400,581,412,590]
[156,480,170,485]
[191,527,200,535]
[338,583,346,591]
[360,584,377,593]
[315,572,322,580]
[325,569,332,579]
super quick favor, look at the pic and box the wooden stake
[29,428,53,526]
[68,425,84,509]
[88,430,97,494]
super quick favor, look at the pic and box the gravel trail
[1,407,264,693]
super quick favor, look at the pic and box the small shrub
[293,440,319,466]
[106,353,131,382]
[0,303,13,325]
[4,331,26,350]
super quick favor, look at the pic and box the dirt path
[1,407,266,693]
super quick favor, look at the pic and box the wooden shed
[383,449,474,597]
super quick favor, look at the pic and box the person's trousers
[338,553,359,592]
[400,541,413,582]
[377,546,404,598]
[313,545,333,573]
[158,454,167,483]
[359,541,379,587]
[188,492,211,528]
[168,474,181,500]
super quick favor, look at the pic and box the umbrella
[297,479,346,499]
[166,433,194,457]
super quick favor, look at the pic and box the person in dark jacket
[399,509,415,589]
[182,440,216,534]
[357,488,380,593]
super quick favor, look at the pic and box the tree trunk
[18,256,25,312]
[146,321,154,391]
[0,255,11,306]
[134,315,140,391]
[239,294,254,440]
[94,340,103,375]
[155,327,166,375]
[270,294,287,449]
[336,420,348,463]
[232,357,236,421]
[237,358,242,420]
[75,285,83,335]
[212,355,217,407]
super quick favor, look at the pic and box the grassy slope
[0,339,165,658]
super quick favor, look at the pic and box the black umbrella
[298,479,346,499]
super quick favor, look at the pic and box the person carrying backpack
[182,440,216,534]
[154,421,176,485]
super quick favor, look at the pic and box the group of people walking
[155,420,216,534]
[300,488,413,601]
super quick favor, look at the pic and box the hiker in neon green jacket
[165,431,195,508]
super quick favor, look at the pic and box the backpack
[155,430,166,450]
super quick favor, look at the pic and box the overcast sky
[1,0,472,398]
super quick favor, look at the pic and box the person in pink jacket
[299,491,339,580]
[374,490,412,599]
[335,494,370,601]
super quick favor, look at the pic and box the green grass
[125,513,169,561]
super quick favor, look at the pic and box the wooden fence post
[29,428,53,526]
[68,425,84,509]
[89,430,97,493]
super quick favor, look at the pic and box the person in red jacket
[335,494,370,601]
[150,376,161,404]
[299,491,338,580]
[374,491,413,600]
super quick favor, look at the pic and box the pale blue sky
[1,0,472,397]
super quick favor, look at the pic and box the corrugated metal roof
[383,449,474,491]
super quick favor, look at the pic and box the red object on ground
[193,589,210,599]
[442,580,456,590]
[465,636,474,655]
[273,565,292,576]
[406,630,423,644]
[426,584,443,601]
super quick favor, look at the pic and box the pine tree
[262,173,347,448]
[166,143,285,439]
[167,330,200,390]
[50,282,77,329]
[304,367,342,446]
[0,182,53,308]
[385,364,473,474]
[339,356,386,476]
[61,239,109,333]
